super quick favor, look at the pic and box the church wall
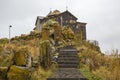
[35,10,87,40]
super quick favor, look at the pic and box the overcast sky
[0,0,120,53]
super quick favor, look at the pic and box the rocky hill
[0,20,120,80]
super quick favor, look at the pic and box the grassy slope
[0,30,120,80]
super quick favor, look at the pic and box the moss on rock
[13,47,31,67]
[39,40,52,69]
[7,65,31,80]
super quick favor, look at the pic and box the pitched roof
[77,22,87,25]
[47,10,77,20]
[35,16,44,25]
[60,10,78,20]
[37,16,44,19]
[34,10,79,29]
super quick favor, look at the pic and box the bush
[13,46,31,67]
[0,38,9,44]
[0,67,8,80]
[30,67,51,80]
[0,45,4,53]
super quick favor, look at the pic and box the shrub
[0,38,9,44]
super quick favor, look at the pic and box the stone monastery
[34,10,87,40]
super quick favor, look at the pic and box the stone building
[34,10,87,40]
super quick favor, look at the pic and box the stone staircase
[58,46,79,68]
[47,46,86,80]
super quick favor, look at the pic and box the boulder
[13,47,31,67]
[7,65,31,80]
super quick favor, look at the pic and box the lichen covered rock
[39,40,52,69]
[13,47,31,67]
[42,20,62,41]
[41,29,50,40]
[7,65,31,80]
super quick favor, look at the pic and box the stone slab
[47,68,86,80]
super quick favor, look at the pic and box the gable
[35,16,44,26]
[59,10,77,20]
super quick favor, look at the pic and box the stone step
[47,68,86,80]
[58,60,79,63]
[47,78,86,80]
[47,46,86,80]
[58,64,78,68]
[60,50,77,53]
[59,55,77,57]
[58,61,79,64]
[58,56,79,58]
[62,46,75,49]
[58,57,79,61]
[59,48,77,53]
[59,53,77,56]
[60,51,77,53]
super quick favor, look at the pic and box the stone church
[34,10,87,40]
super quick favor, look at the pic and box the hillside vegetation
[0,20,120,80]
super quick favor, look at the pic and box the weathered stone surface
[47,68,86,80]
[42,29,50,40]
[35,10,87,40]
[47,46,86,80]
[13,47,31,67]
[39,40,52,69]
[58,46,79,68]
[7,65,31,80]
